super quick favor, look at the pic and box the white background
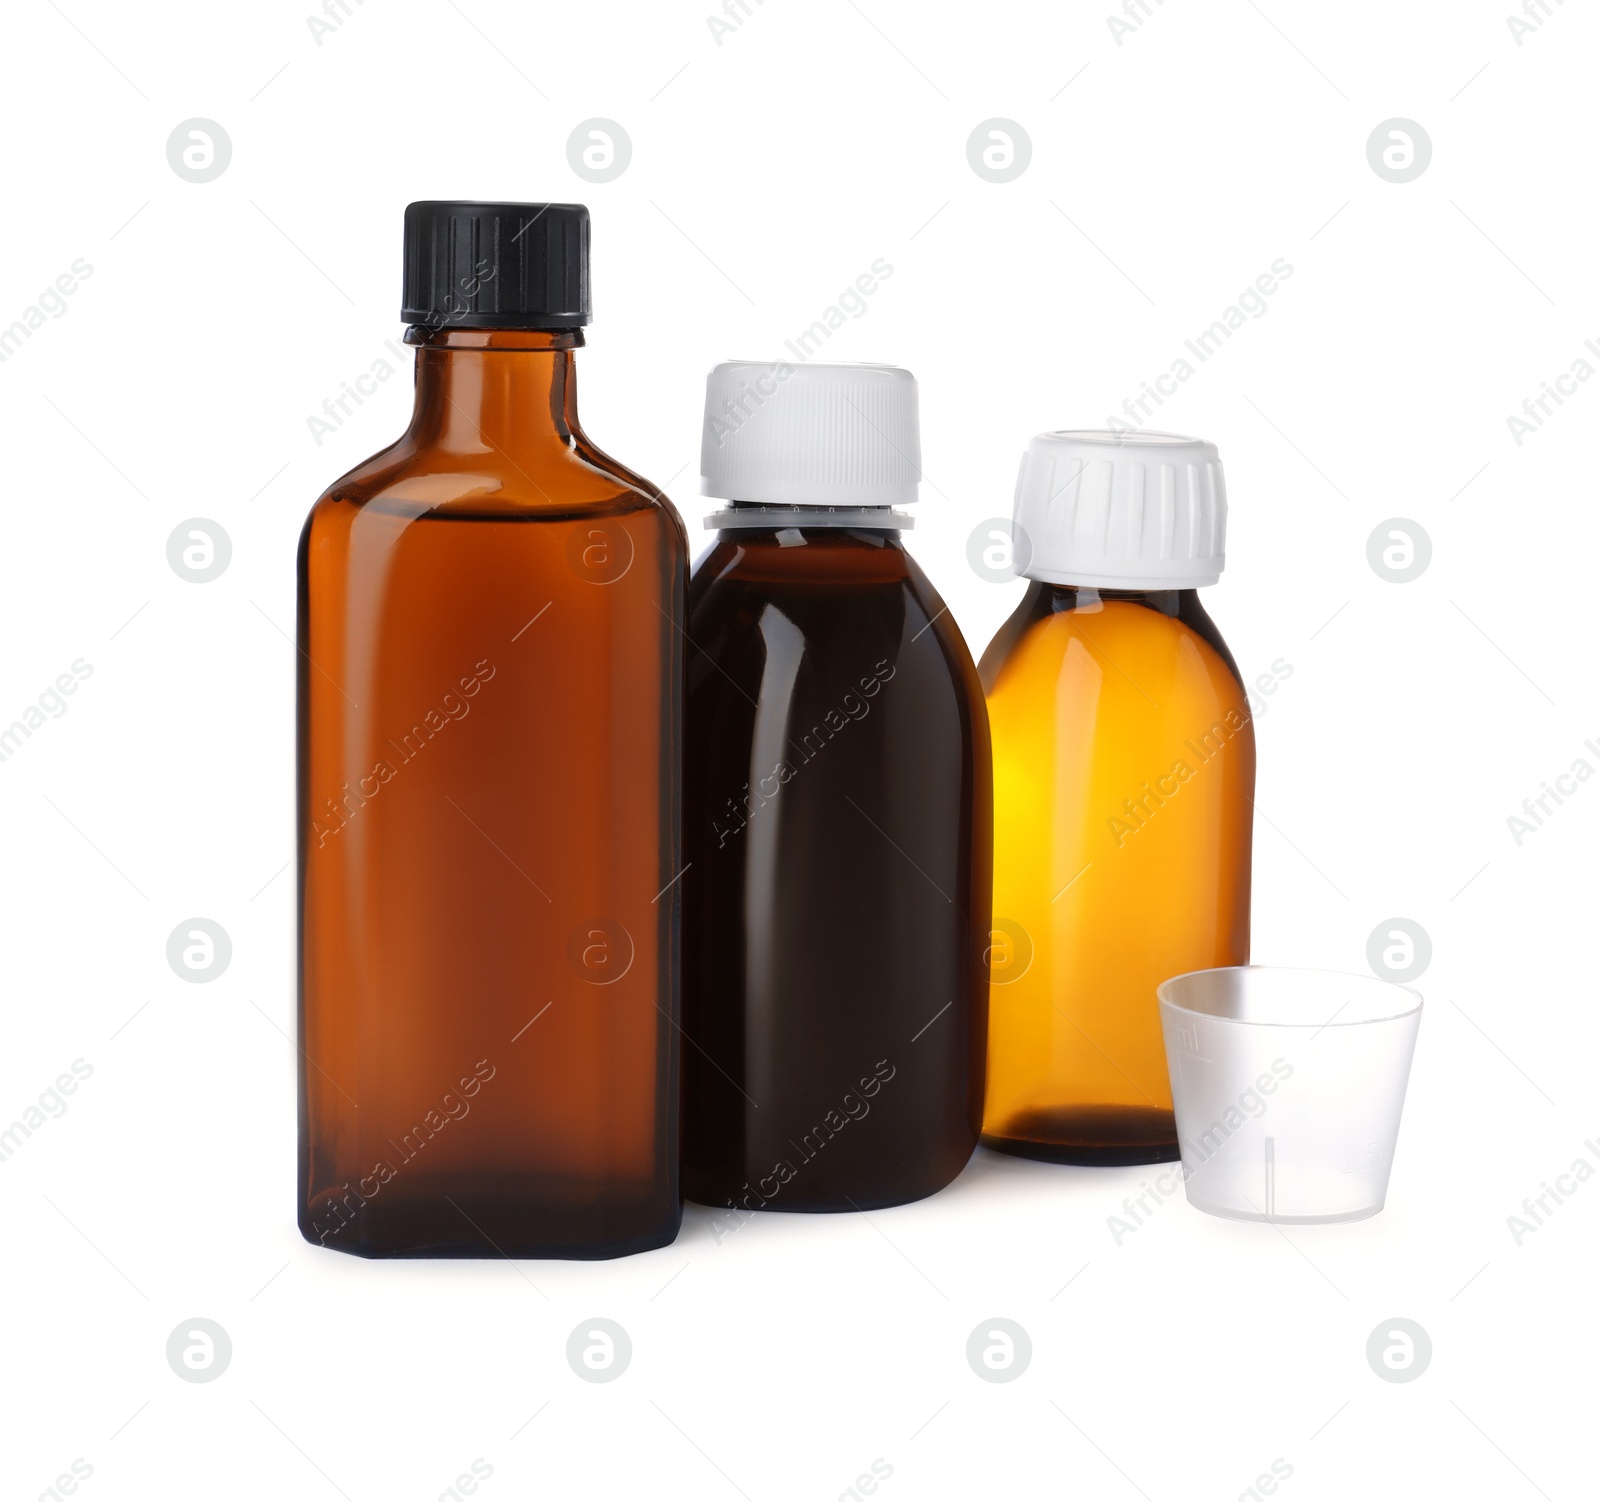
[1,1,1594,1498]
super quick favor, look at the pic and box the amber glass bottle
[297,202,686,1257]
[980,431,1253,1165]
[682,362,991,1214]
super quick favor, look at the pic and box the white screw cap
[700,361,921,508]
[1012,430,1227,590]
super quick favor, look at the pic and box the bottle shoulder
[979,586,1042,691]
[688,534,943,636]
[686,535,984,723]
[305,431,687,535]
[690,531,911,592]
[986,596,1249,719]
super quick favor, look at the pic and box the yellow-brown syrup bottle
[980,431,1253,1165]
[297,202,686,1256]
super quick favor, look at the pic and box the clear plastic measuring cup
[1157,967,1422,1223]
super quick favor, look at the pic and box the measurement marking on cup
[1264,1136,1276,1219]
[512,1002,553,1041]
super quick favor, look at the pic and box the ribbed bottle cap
[1012,430,1227,589]
[700,361,921,508]
[402,201,591,330]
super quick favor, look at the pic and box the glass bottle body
[979,583,1254,1164]
[298,329,686,1257]
[682,524,991,1212]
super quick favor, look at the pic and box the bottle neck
[404,326,584,453]
[1012,579,1243,689]
[1040,581,1187,616]
[709,502,913,534]
[718,523,907,549]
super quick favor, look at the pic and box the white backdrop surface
[0,2,1593,1498]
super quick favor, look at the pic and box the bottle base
[981,1105,1180,1167]
[683,1184,946,1215]
[301,1179,682,1260]
[683,1156,974,1215]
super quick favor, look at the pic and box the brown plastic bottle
[681,362,991,1216]
[297,202,686,1257]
